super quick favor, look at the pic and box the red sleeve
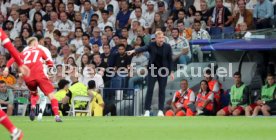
[0,28,23,66]
[41,49,53,67]
[6,57,15,68]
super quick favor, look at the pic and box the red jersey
[7,47,53,82]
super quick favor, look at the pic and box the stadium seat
[17,97,29,116]
[67,96,92,117]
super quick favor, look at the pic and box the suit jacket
[135,42,173,73]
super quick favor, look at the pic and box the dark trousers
[145,73,168,111]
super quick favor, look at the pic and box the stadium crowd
[0,0,275,117]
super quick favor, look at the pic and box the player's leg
[245,104,255,116]
[186,108,195,116]
[0,109,23,140]
[175,110,186,116]
[261,105,271,116]
[232,106,244,116]
[38,78,62,122]
[37,89,47,121]
[26,81,39,121]
[165,109,174,116]
[252,105,261,116]
[216,106,229,116]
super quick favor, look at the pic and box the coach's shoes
[144,110,150,117]
[29,108,36,121]
[37,109,43,121]
[11,128,23,140]
[157,110,164,117]
[55,115,62,122]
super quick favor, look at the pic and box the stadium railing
[100,88,141,116]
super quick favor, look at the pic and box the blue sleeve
[265,2,274,18]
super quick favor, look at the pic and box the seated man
[62,75,88,116]
[0,80,14,116]
[87,80,104,116]
[245,74,276,116]
[165,79,196,116]
[217,72,250,116]
[55,79,71,116]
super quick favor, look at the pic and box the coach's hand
[170,72,175,81]
[19,65,30,77]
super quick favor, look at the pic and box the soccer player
[217,72,250,116]
[245,74,276,116]
[165,79,196,116]
[6,37,62,122]
[0,28,29,140]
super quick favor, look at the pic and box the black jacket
[135,42,173,73]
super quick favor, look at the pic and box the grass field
[1,116,276,140]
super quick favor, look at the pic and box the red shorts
[222,106,244,116]
[249,103,258,110]
[26,78,54,96]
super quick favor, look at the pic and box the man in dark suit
[127,31,174,116]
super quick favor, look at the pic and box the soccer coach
[127,31,174,116]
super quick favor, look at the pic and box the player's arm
[0,29,23,66]
[41,49,54,67]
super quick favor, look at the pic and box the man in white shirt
[79,64,104,88]
[169,28,191,65]
[143,1,156,28]
[98,10,114,32]
[50,12,61,28]
[131,7,148,28]
[191,21,211,62]
[29,2,46,21]
[57,12,75,37]
[70,27,84,50]
[44,21,57,42]
[105,0,119,16]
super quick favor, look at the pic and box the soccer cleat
[144,110,150,117]
[29,108,35,121]
[55,115,62,122]
[157,110,164,117]
[196,109,204,115]
[37,109,43,121]
[11,129,23,140]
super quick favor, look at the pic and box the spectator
[192,20,211,62]
[95,0,106,23]
[87,80,104,116]
[0,0,10,18]
[0,80,14,116]
[4,20,19,40]
[207,0,233,28]
[0,66,16,88]
[93,53,108,80]
[17,12,31,34]
[157,1,170,22]
[187,5,197,27]
[58,3,66,14]
[134,26,151,45]
[57,12,74,37]
[20,28,33,45]
[217,72,250,116]
[32,12,47,32]
[110,34,121,51]
[8,10,20,33]
[77,34,91,55]
[12,77,28,90]
[131,7,148,29]
[129,0,143,21]
[52,30,61,48]
[245,74,276,116]
[173,9,186,28]
[43,2,54,21]
[116,0,131,30]
[128,45,148,91]
[196,80,215,116]
[70,27,84,52]
[177,21,192,41]
[66,3,75,21]
[50,11,60,28]
[164,18,174,37]
[98,10,114,32]
[194,11,207,30]
[234,22,252,39]
[107,4,116,26]
[90,27,102,46]
[150,13,165,34]
[13,37,24,52]
[100,35,110,49]
[165,79,196,116]
[106,0,120,16]
[120,29,132,46]
[170,0,184,21]
[104,26,114,42]
[101,44,112,64]
[49,45,59,64]
[200,0,210,24]
[232,0,253,30]
[92,44,101,56]
[168,28,191,65]
[128,21,140,41]
[56,45,71,64]
[80,64,104,88]
[253,0,273,29]
[80,54,91,73]
[29,2,46,22]
[224,0,236,13]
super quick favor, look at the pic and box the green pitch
[1,116,276,140]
